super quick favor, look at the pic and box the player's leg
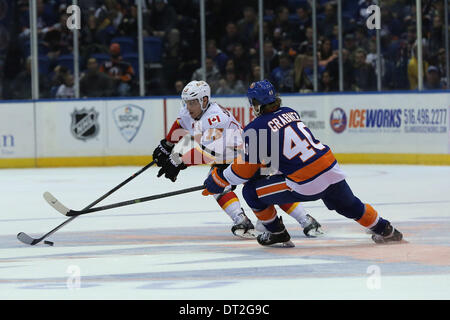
[213,188,257,239]
[322,180,403,243]
[242,176,303,247]
[247,175,323,237]
[210,164,256,239]
[279,202,324,237]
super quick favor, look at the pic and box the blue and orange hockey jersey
[223,107,346,195]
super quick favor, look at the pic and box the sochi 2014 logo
[330,108,347,133]
[113,104,144,143]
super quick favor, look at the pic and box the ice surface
[0,164,449,299]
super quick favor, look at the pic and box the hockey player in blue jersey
[202,79,403,247]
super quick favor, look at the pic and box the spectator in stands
[290,4,311,45]
[99,43,135,96]
[326,48,355,91]
[424,66,443,90]
[224,59,236,75]
[147,0,177,38]
[320,2,337,38]
[427,15,445,54]
[191,56,221,93]
[56,73,75,99]
[206,39,229,75]
[353,48,377,91]
[42,11,74,61]
[80,14,109,64]
[215,71,246,95]
[237,6,258,48]
[293,54,313,93]
[272,6,291,49]
[174,80,185,95]
[249,65,261,84]
[10,56,49,99]
[407,42,429,90]
[263,41,279,79]
[436,48,448,88]
[50,65,70,98]
[319,71,337,92]
[344,34,357,53]
[230,42,251,82]
[117,4,138,38]
[94,1,119,45]
[271,53,294,93]
[80,58,114,97]
[319,38,338,68]
[354,26,370,52]
[298,27,313,55]
[220,22,246,56]
[163,28,192,92]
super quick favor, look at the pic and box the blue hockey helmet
[247,80,277,116]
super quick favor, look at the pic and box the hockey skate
[256,217,295,248]
[231,212,258,239]
[255,219,268,233]
[371,222,403,244]
[302,214,324,237]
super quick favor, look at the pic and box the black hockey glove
[153,139,174,167]
[157,153,187,182]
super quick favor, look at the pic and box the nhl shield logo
[70,108,99,141]
[113,104,145,143]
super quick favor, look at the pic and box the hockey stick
[45,185,206,217]
[17,160,156,246]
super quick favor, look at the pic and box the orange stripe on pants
[357,204,379,228]
[253,205,277,221]
[256,182,289,197]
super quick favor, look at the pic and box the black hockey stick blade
[17,232,39,245]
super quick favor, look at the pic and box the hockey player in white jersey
[152,80,323,238]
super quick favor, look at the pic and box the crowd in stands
[0,0,448,100]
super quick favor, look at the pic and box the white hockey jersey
[170,102,243,164]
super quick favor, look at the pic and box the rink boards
[0,92,449,168]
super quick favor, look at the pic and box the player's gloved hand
[153,139,174,167]
[157,153,187,182]
[202,167,230,196]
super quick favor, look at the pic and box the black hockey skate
[256,217,295,247]
[371,222,403,244]
[302,214,324,237]
[231,212,258,239]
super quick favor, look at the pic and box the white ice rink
[1,164,449,300]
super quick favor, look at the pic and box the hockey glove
[202,167,230,195]
[153,139,174,167]
[157,153,187,182]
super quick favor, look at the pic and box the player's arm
[153,119,187,167]
[202,155,263,195]
[202,122,263,195]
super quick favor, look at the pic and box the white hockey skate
[231,212,259,239]
[302,214,324,237]
[256,214,324,237]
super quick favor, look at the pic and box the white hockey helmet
[181,80,211,111]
